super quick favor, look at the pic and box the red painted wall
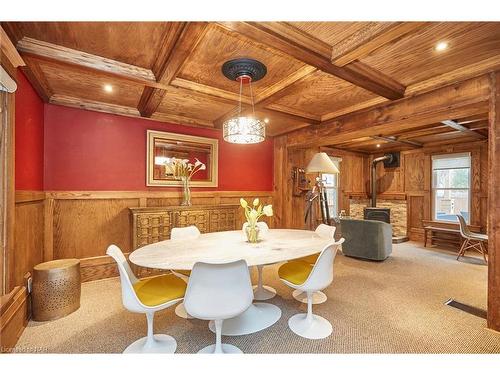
[43,104,274,191]
[15,70,44,191]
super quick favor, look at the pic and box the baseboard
[0,286,29,353]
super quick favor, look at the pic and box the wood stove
[364,207,390,223]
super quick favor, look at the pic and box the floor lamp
[304,152,340,228]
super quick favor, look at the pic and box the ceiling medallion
[221,58,267,144]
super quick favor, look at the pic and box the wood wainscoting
[0,285,29,353]
[12,191,45,291]
[14,190,272,283]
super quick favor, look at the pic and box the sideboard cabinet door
[134,211,172,249]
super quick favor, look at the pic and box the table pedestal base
[253,285,277,301]
[208,303,281,336]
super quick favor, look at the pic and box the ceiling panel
[267,70,384,117]
[288,22,381,47]
[37,59,144,108]
[11,21,172,69]
[360,22,500,86]
[156,86,235,123]
[177,24,308,97]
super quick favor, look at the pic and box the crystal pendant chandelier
[221,58,267,144]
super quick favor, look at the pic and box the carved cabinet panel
[130,205,238,250]
[135,212,173,248]
[176,210,209,233]
[209,208,237,232]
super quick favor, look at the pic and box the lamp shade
[306,152,340,173]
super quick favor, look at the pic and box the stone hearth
[349,198,407,237]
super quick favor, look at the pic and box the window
[432,153,471,223]
[322,157,341,218]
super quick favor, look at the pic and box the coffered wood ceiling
[2,21,499,141]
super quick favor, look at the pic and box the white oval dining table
[129,229,333,336]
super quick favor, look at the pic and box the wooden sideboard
[130,205,239,250]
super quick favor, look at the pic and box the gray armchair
[340,219,392,261]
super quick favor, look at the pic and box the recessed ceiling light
[376,144,381,148]
[264,118,270,124]
[104,84,113,93]
[435,41,448,52]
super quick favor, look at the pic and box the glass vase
[181,177,191,206]
[245,224,260,243]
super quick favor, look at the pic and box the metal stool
[32,259,81,321]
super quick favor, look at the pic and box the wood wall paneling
[0,286,29,352]
[487,72,500,331]
[1,92,16,295]
[53,198,139,259]
[13,199,44,288]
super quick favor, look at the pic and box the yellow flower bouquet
[240,198,273,243]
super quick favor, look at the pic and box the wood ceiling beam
[370,135,423,148]
[17,37,156,84]
[396,125,452,140]
[218,22,406,100]
[138,22,208,117]
[441,120,487,139]
[456,114,489,125]
[0,26,24,69]
[49,94,140,117]
[286,74,491,149]
[259,22,332,59]
[170,77,250,104]
[19,55,52,102]
[254,65,317,105]
[321,97,388,122]
[151,112,213,128]
[331,22,427,66]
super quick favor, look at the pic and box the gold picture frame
[146,130,218,187]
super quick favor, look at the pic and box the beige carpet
[14,242,500,353]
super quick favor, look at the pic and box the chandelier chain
[249,79,256,118]
[238,77,243,116]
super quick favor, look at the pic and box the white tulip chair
[107,245,186,353]
[278,239,344,339]
[170,225,201,319]
[184,259,254,353]
[292,224,336,304]
[242,221,276,300]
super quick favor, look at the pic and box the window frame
[431,152,471,224]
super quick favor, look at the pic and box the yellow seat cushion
[133,274,186,307]
[278,260,313,286]
[173,269,191,277]
[296,253,319,265]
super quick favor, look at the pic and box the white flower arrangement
[164,157,206,180]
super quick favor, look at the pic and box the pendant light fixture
[221,58,267,144]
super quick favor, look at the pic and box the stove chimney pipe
[371,154,393,207]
